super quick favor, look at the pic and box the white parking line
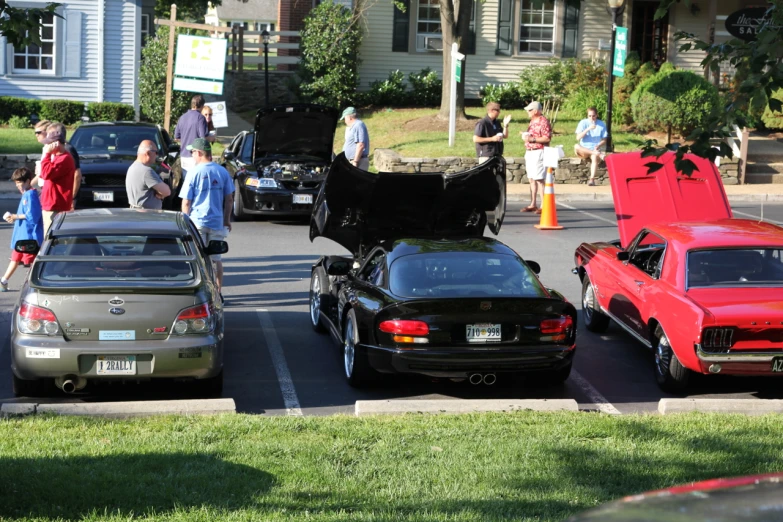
[732,210,783,225]
[558,203,618,226]
[256,309,303,416]
[570,370,621,415]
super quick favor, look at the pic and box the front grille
[83,174,125,187]
[278,180,321,191]
[701,327,734,353]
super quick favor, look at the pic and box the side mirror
[168,143,181,153]
[326,261,351,276]
[525,260,541,275]
[617,251,630,261]
[206,240,228,256]
[223,150,235,161]
[15,239,39,255]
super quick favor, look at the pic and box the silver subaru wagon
[10,209,227,397]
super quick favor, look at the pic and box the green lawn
[0,127,41,154]
[1,412,782,521]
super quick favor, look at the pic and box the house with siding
[352,0,749,98]
[0,0,156,117]
[205,0,278,32]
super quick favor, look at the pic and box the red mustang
[574,152,783,391]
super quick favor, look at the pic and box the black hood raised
[310,154,506,258]
[254,104,339,163]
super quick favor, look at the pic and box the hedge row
[0,97,134,126]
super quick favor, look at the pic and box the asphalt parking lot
[1,200,782,415]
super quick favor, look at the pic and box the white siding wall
[0,0,100,101]
[104,0,139,105]
[576,0,629,62]
[668,1,708,71]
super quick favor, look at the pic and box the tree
[0,1,60,47]
[641,0,783,175]
[435,0,473,120]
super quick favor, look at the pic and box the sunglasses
[34,130,45,135]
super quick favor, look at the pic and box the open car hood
[608,151,733,249]
[254,104,339,163]
[309,154,506,257]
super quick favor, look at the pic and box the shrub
[658,61,676,74]
[631,69,721,136]
[563,59,607,93]
[364,70,409,107]
[612,76,636,125]
[479,82,524,108]
[563,87,607,121]
[761,89,783,130]
[7,115,30,129]
[299,0,361,108]
[89,102,135,122]
[0,96,39,123]
[39,99,85,125]
[408,68,441,107]
[636,62,656,84]
[624,51,641,77]
[517,59,607,107]
[139,26,193,128]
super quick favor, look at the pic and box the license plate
[93,191,114,202]
[466,323,501,343]
[292,194,313,204]
[97,355,136,375]
[773,357,783,373]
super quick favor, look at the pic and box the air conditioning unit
[425,36,443,51]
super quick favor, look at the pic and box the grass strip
[1,411,782,521]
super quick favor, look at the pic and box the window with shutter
[392,0,410,52]
[496,0,513,55]
[11,10,57,74]
[562,0,579,58]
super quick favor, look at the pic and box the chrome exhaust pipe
[469,373,483,385]
[483,373,497,386]
[61,379,77,394]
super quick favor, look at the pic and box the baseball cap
[340,107,357,119]
[186,138,212,152]
[41,129,65,144]
[524,101,543,112]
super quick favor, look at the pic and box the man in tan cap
[520,101,552,213]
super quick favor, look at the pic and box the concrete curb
[659,398,783,415]
[506,193,783,204]
[355,399,579,416]
[0,398,236,418]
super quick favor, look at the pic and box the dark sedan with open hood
[69,122,178,208]
[308,154,578,387]
[220,104,338,220]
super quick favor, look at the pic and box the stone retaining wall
[374,149,741,185]
[0,154,36,179]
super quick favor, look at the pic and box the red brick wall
[278,0,311,70]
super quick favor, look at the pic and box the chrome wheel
[654,326,690,392]
[581,276,610,333]
[655,332,671,377]
[343,314,355,378]
[582,283,595,322]
[310,273,321,326]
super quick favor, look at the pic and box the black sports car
[69,122,179,209]
[220,104,339,220]
[309,154,578,387]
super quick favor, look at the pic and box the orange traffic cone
[534,167,564,230]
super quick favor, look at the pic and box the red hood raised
[607,152,733,248]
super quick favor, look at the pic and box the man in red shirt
[520,101,552,213]
[40,128,76,233]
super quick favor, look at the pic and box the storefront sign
[725,7,774,42]
[612,27,628,77]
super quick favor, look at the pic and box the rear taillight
[379,320,429,344]
[18,303,60,335]
[173,303,215,335]
[702,327,734,352]
[540,316,574,340]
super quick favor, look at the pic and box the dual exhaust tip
[469,373,497,386]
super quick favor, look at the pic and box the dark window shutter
[392,0,410,52]
[465,0,476,55]
[562,0,579,58]
[496,0,513,56]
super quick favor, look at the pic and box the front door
[631,1,668,66]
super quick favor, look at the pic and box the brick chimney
[278,0,312,71]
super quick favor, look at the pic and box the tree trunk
[436,0,473,120]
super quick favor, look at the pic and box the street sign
[174,35,228,81]
[455,59,462,83]
[612,27,627,77]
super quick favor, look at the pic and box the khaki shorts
[197,226,227,261]
[525,149,546,181]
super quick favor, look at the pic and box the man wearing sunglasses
[473,102,511,163]
[126,140,171,209]
[574,107,608,186]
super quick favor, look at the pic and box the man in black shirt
[473,102,511,163]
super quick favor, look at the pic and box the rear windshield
[389,252,547,298]
[70,126,162,155]
[688,248,783,287]
[39,235,194,282]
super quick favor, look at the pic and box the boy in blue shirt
[2,168,43,291]
[574,107,609,186]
